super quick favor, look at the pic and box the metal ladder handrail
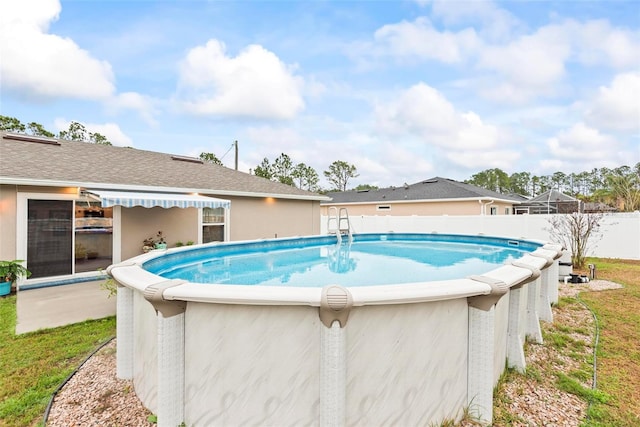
[327,207,352,244]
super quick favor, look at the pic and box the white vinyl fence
[321,212,640,260]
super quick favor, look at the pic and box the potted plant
[0,260,32,296]
[142,231,167,252]
[154,231,167,250]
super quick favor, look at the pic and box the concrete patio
[16,280,116,334]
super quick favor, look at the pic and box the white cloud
[375,83,500,150]
[107,92,159,126]
[374,83,520,170]
[86,123,134,147]
[0,0,115,100]
[177,39,305,119]
[445,149,521,170]
[362,9,638,108]
[374,17,479,64]
[428,0,521,41]
[54,118,133,147]
[584,72,640,132]
[572,20,640,69]
[546,123,618,161]
[477,24,571,102]
[476,19,639,104]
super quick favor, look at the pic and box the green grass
[0,294,115,427]
[578,258,640,426]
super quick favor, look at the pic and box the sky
[1,0,639,189]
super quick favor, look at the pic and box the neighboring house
[0,132,328,286]
[583,202,617,213]
[515,189,582,214]
[321,177,523,217]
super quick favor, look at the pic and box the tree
[466,168,510,193]
[324,160,359,191]
[200,152,223,165]
[254,158,274,180]
[292,163,320,192]
[354,184,379,191]
[508,172,531,196]
[551,172,568,192]
[57,121,112,145]
[58,121,88,141]
[273,153,295,186]
[27,122,55,137]
[546,212,605,269]
[0,115,26,133]
[89,132,112,145]
[606,168,640,212]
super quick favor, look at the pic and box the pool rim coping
[107,232,563,308]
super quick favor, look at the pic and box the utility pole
[234,140,238,170]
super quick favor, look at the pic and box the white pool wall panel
[133,291,159,413]
[183,303,321,425]
[345,299,468,425]
[493,294,510,384]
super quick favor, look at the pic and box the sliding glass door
[27,200,73,278]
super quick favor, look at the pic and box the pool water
[145,234,537,287]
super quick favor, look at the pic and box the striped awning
[86,189,230,209]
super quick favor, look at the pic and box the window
[505,207,511,215]
[377,205,391,211]
[203,207,225,243]
[490,206,497,215]
[74,197,113,273]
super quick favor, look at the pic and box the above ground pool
[143,233,541,287]
[108,232,562,427]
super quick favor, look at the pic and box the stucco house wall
[227,196,320,240]
[121,207,199,261]
[321,200,514,217]
[0,185,19,261]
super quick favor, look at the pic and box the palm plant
[0,260,32,283]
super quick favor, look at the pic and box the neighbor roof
[0,132,327,201]
[527,189,579,203]
[323,177,524,204]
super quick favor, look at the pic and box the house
[321,177,523,216]
[0,132,328,286]
[514,189,582,214]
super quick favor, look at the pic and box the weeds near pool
[525,366,543,382]
[146,415,185,427]
[98,268,117,298]
[556,372,610,404]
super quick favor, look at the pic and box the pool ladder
[327,207,352,245]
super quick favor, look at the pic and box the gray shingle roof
[323,177,524,204]
[527,189,578,203]
[0,132,327,200]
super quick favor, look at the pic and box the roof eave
[322,196,521,205]
[0,177,330,201]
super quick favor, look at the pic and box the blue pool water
[144,234,540,287]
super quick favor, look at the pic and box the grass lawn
[578,259,640,426]
[0,294,115,427]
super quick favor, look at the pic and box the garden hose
[575,292,601,417]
